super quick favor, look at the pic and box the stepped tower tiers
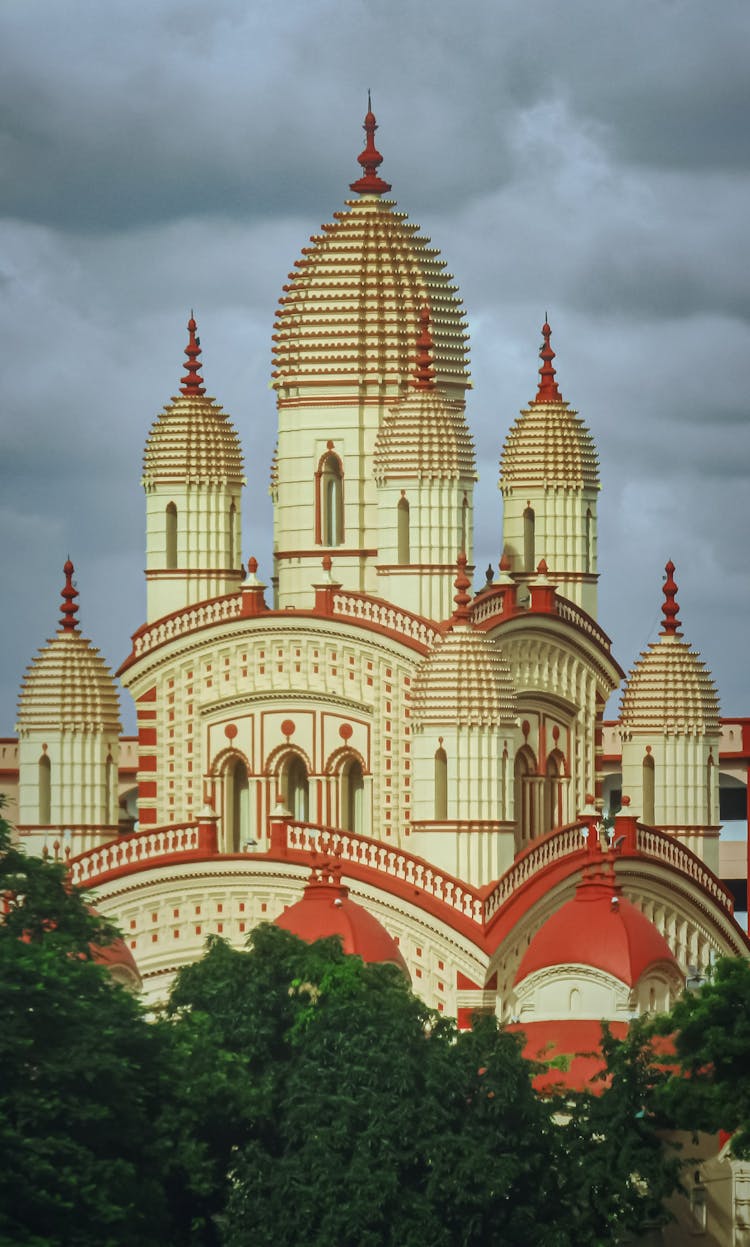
[143,315,245,623]
[374,306,477,620]
[619,561,722,870]
[499,321,600,617]
[410,555,519,886]
[15,561,122,855]
[271,101,470,609]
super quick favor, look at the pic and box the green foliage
[0,808,170,1246]
[650,956,750,1158]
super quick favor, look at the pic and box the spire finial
[661,560,681,636]
[451,552,472,625]
[413,304,436,390]
[60,558,79,632]
[350,97,392,195]
[531,319,563,404]
[180,314,206,397]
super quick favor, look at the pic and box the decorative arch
[166,502,178,569]
[543,748,567,834]
[397,496,410,565]
[224,754,249,853]
[434,746,448,820]
[514,744,538,846]
[523,506,535,573]
[38,753,51,824]
[269,746,312,822]
[315,450,344,546]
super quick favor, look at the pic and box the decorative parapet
[635,826,734,913]
[131,596,243,661]
[484,824,587,921]
[554,598,612,651]
[331,591,442,651]
[70,822,202,887]
[471,590,612,653]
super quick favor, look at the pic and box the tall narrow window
[104,754,114,823]
[38,754,51,824]
[643,754,655,825]
[166,502,178,569]
[585,507,593,574]
[341,759,365,833]
[707,756,715,825]
[434,747,448,820]
[321,454,343,546]
[461,496,469,553]
[544,751,565,834]
[523,507,535,572]
[285,755,309,822]
[514,746,537,844]
[227,758,249,852]
[229,501,236,568]
[397,497,410,565]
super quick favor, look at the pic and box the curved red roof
[91,936,142,985]
[515,869,677,987]
[276,878,408,974]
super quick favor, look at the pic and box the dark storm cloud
[1,0,749,731]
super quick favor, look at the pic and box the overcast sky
[2,0,748,736]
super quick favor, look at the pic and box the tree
[0,808,170,1247]
[650,956,750,1158]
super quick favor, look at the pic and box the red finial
[180,312,205,396]
[60,558,79,632]
[661,560,681,635]
[499,550,512,573]
[531,319,563,404]
[350,94,392,195]
[413,304,436,390]
[451,552,472,624]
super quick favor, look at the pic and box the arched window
[707,755,715,825]
[284,755,309,822]
[643,753,655,825]
[226,757,249,852]
[514,746,537,845]
[341,758,365,833]
[523,506,535,572]
[38,754,51,824]
[397,497,410,565]
[166,502,178,569]
[461,495,469,553]
[104,754,114,823]
[321,454,343,547]
[543,750,566,834]
[585,507,593,574]
[434,747,448,820]
[229,501,236,568]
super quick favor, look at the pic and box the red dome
[276,876,408,975]
[91,936,142,988]
[515,869,677,988]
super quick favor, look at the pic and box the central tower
[271,103,471,607]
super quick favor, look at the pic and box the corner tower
[271,102,470,608]
[143,316,245,622]
[499,322,599,617]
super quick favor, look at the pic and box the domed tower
[143,315,245,622]
[409,556,518,886]
[619,562,721,870]
[16,561,122,855]
[271,102,470,608]
[374,306,476,619]
[499,322,599,616]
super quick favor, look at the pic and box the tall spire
[531,319,563,405]
[413,304,436,390]
[660,559,681,636]
[59,559,79,632]
[350,94,392,195]
[180,312,206,397]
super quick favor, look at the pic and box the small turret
[16,561,122,854]
[143,315,245,621]
[499,321,599,616]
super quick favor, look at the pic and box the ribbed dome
[620,562,720,734]
[276,869,408,974]
[412,627,517,728]
[17,631,121,734]
[272,194,470,398]
[620,635,720,734]
[142,317,244,487]
[143,394,244,487]
[500,402,599,491]
[374,388,476,482]
[499,323,598,492]
[515,872,678,988]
